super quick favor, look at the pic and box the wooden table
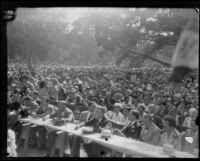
[20,118,197,158]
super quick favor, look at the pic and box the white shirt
[105,111,124,123]
[121,116,130,125]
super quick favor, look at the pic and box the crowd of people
[7,63,199,157]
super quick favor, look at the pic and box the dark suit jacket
[85,116,109,133]
[152,113,164,129]
[121,121,142,139]
[80,110,93,122]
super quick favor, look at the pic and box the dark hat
[130,110,139,119]
[164,115,176,127]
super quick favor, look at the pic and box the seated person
[36,97,55,149]
[22,96,39,117]
[73,108,81,123]
[183,108,198,128]
[181,119,198,153]
[67,101,96,154]
[112,110,142,157]
[138,104,148,123]
[148,104,164,129]
[114,110,142,139]
[159,115,182,151]
[69,106,110,157]
[79,101,96,122]
[44,101,74,156]
[31,90,41,105]
[140,114,160,146]
[104,103,124,124]
[7,129,17,157]
[120,106,131,126]
[19,96,39,148]
[48,78,58,101]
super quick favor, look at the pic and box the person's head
[22,96,32,106]
[144,96,150,105]
[88,101,96,112]
[132,99,138,106]
[148,104,158,114]
[69,88,76,97]
[189,108,198,120]
[122,106,131,117]
[99,98,105,106]
[113,92,122,101]
[74,108,81,121]
[105,91,111,97]
[41,96,49,106]
[126,89,132,96]
[32,91,39,100]
[39,80,46,89]
[13,76,19,83]
[113,103,122,113]
[51,78,58,86]
[128,110,139,122]
[163,115,176,129]
[143,114,153,127]
[138,105,145,114]
[21,75,28,84]
[94,106,107,120]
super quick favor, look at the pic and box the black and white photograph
[3,5,199,158]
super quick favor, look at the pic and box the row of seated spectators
[7,64,199,157]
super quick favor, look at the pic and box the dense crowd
[7,63,199,157]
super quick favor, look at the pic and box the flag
[169,16,199,82]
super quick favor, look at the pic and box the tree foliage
[7,8,198,67]
[75,8,197,67]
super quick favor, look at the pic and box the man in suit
[67,101,96,153]
[19,96,39,148]
[140,114,160,146]
[114,110,142,139]
[44,101,74,156]
[148,104,164,129]
[111,110,142,157]
[79,101,96,122]
[69,106,109,157]
[36,97,56,149]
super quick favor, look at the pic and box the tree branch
[120,46,171,67]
